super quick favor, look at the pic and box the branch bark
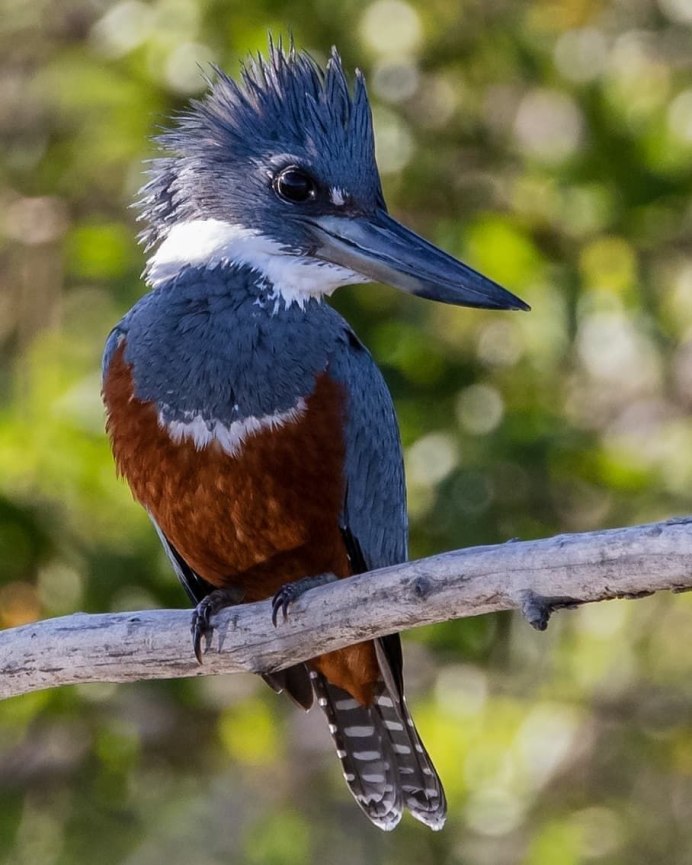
[1,517,691,701]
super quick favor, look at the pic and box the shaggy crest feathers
[137,41,377,249]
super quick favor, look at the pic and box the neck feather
[146,219,365,308]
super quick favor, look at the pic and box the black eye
[274,167,318,204]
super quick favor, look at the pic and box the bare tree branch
[1,517,690,701]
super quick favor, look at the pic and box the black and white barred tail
[309,643,446,831]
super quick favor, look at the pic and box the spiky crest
[137,40,377,247]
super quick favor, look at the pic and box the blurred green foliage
[1,0,691,862]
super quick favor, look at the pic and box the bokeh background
[1,1,691,863]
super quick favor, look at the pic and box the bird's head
[140,41,528,312]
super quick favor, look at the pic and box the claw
[270,573,338,628]
[190,587,245,663]
[191,606,209,664]
[271,585,297,627]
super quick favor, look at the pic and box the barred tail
[310,662,446,831]
[311,672,402,830]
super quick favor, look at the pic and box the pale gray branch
[1,517,691,701]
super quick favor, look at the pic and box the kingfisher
[102,42,527,831]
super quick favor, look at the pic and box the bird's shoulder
[104,267,344,411]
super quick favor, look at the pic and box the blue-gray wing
[330,329,407,571]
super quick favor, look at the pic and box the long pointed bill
[308,210,529,310]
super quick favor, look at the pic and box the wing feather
[330,329,407,572]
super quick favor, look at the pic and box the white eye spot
[330,187,348,206]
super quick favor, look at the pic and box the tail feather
[311,670,402,830]
[374,639,446,829]
[372,690,446,829]
[310,662,446,831]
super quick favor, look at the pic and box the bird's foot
[520,590,582,631]
[271,573,338,626]
[191,587,245,664]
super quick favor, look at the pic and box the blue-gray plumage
[105,265,338,422]
[103,40,527,832]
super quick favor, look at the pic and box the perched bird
[102,42,527,831]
